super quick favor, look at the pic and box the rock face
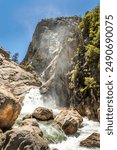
[0,48,37,97]
[22,17,81,106]
[0,125,50,150]
[0,86,21,131]
[54,109,83,135]
[80,133,100,148]
[0,130,3,138]
[0,48,39,131]
[76,103,99,121]
[32,107,53,121]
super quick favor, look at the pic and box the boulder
[20,118,39,127]
[54,109,83,135]
[80,132,100,148]
[0,86,21,131]
[20,118,43,137]
[32,107,53,121]
[0,125,50,150]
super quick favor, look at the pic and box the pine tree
[12,52,19,63]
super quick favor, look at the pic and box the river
[19,88,99,150]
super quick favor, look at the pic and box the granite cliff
[22,8,100,120]
[22,16,81,106]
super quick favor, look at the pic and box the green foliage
[71,64,79,82]
[79,12,92,38]
[84,77,96,87]
[80,87,87,93]
[12,52,19,63]
[79,6,100,45]
[70,6,100,103]
[86,44,99,63]
[80,77,97,92]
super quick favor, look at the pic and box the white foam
[20,88,100,150]
[21,88,59,115]
[49,117,100,150]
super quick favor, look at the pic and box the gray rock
[22,17,81,107]
[54,109,83,135]
[32,107,53,121]
[0,125,50,150]
[80,132,100,148]
[0,48,37,97]
[20,118,40,128]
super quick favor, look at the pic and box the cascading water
[19,88,99,150]
[50,118,99,150]
[20,88,60,116]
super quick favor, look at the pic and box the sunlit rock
[0,48,38,97]
[54,109,83,135]
[32,107,53,121]
[0,86,21,131]
[0,125,50,150]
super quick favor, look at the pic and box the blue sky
[0,0,99,61]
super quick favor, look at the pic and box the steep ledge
[0,48,37,97]
[22,16,81,106]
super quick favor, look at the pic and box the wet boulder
[0,86,21,131]
[54,109,83,135]
[32,107,53,121]
[80,132,100,148]
[0,122,50,150]
[39,121,67,144]
[20,118,40,127]
[20,118,43,137]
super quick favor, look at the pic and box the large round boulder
[0,87,21,131]
[54,109,83,135]
[32,107,53,121]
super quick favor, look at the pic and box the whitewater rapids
[20,88,99,150]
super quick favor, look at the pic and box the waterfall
[21,88,60,115]
[19,88,99,150]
